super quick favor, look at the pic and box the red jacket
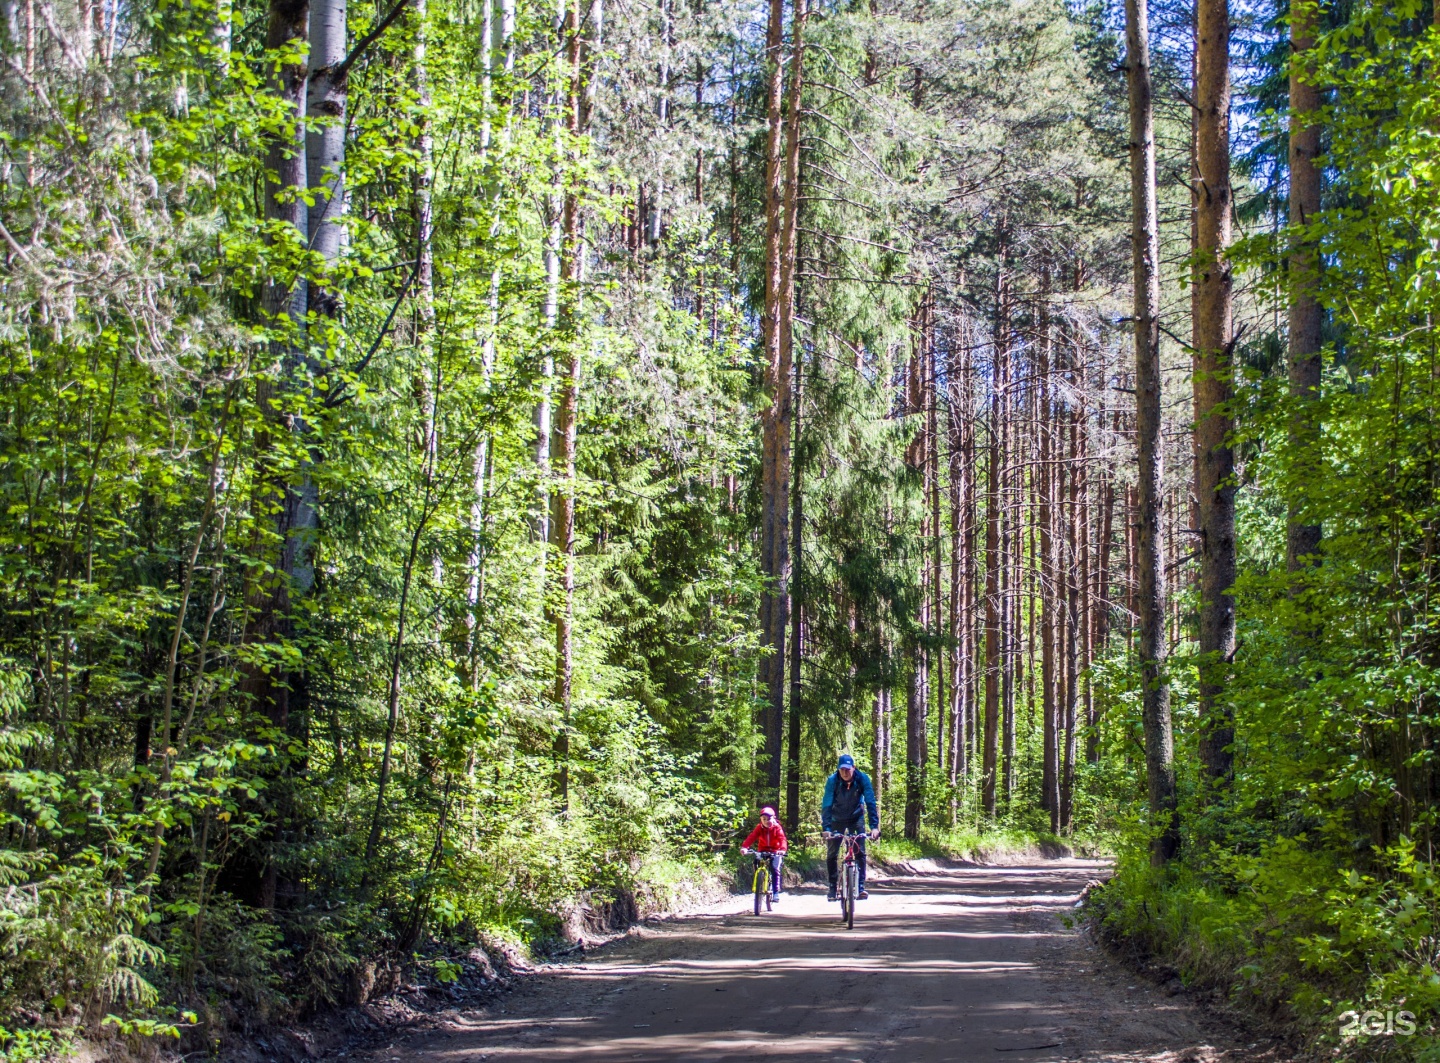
[741,820,788,853]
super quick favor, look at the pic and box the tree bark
[262,0,309,333]
[1126,0,1179,864]
[1079,399,1094,765]
[757,0,796,803]
[236,0,310,911]
[905,302,928,841]
[947,322,968,798]
[1287,0,1323,573]
[1194,0,1236,783]
[1038,279,1059,827]
[785,345,804,834]
[1061,410,1079,831]
[306,0,345,318]
[550,0,601,811]
[872,685,885,809]
[999,338,1014,808]
[928,297,946,784]
[981,263,1004,817]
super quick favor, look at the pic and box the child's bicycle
[740,848,779,915]
[823,829,869,929]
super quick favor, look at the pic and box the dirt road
[375,859,1277,1063]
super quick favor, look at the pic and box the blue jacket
[821,769,879,832]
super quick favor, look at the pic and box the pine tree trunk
[785,348,804,833]
[928,297,946,782]
[550,0,600,811]
[1080,398,1095,764]
[905,304,928,840]
[1126,0,1178,864]
[1061,411,1079,831]
[981,267,1004,817]
[999,353,1014,807]
[1287,0,1322,573]
[1098,475,1115,648]
[948,329,968,796]
[1194,0,1236,784]
[872,684,885,809]
[758,0,788,802]
[1026,416,1037,736]
[962,380,979,785]
[1038,282,1059,826]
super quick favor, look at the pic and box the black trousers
[826,834,867,889]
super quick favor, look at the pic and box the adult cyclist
[821,753,879,902]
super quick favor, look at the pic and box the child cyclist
[739,806,788,903]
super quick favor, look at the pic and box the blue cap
[837,754,856,769]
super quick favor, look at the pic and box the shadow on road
[390,859,1251,1063]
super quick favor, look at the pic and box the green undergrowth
[888,826,1113,864]
[755,827,1112,888]
[1089,835,1440,1062]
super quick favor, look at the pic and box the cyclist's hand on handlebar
[740,847,751,855]
[869,829,880,840]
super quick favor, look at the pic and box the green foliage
[1095,10,1440,1056]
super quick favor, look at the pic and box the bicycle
[823,829,870,929]
[741,848,779,915]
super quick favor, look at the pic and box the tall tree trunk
[1038,280,1059,827]
[1126,0,1179,864]
[872,684,885,809]
[1097,470,1115,655]
[981,267,1004,817]
[964,363,980,789]
[928,298,946,783]
[1194,0,1236,784]
[1287,0,1323,573]
[262,0,309,334]
[947,326,968,798]
[905,302,928,841]
[236,0,310,912]
[1026,413,1037,735]
[999,347,1014,808]
[1079,395,1094,764]
[550,0,600,810]
[1061,410,1079,831]
[469,0,516,659]
[882,684,892,797]
[536,209,557,561]
[413,0,436,452]
[785,347,804,833]
[757,0,798,803]
[306,0,345,319]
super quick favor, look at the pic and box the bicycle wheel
[753,864,764,916]
[838,866,851,925]
[845,864,856,930]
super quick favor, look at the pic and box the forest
[3,0,1440,1053]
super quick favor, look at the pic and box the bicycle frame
[747,850,778,915]
[823,829,867,929]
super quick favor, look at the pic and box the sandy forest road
[376,859,1280,1063]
